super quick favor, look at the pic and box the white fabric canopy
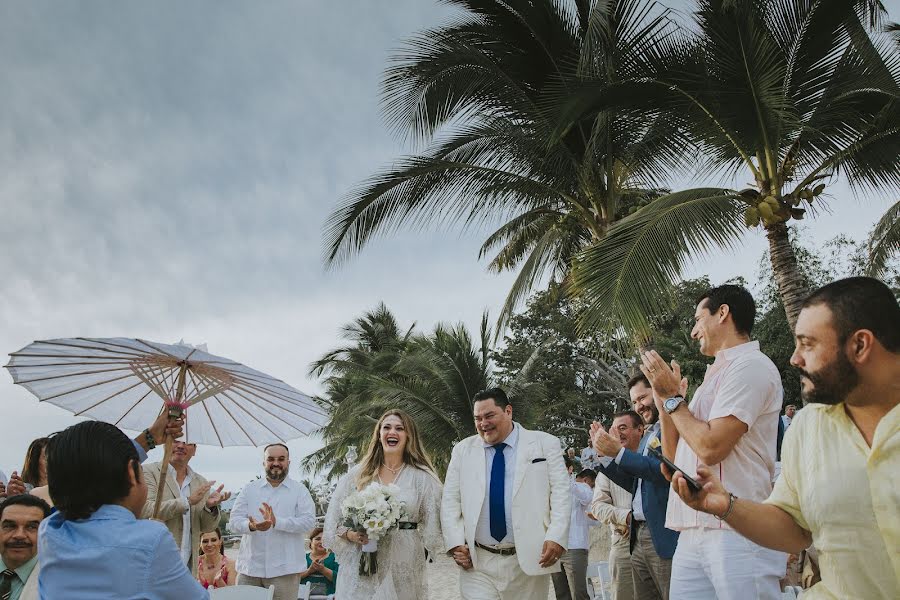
[5,337,328,447]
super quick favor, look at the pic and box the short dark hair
[0,493,51,520]
[575,468,596,480]
[473,387,510,408]
[263,443,290,457]
[309,526,324,540]
[626,372,650,391]
[802,277,899,352]
[48,421,140,521]
[697,284,756,336]
[612,410,644,429]
[21,437,50,487]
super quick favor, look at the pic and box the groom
[442,388,571,600]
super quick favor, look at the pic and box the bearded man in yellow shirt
[663,276,899,599]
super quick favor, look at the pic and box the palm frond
[866,200,900,277]
[573,188,747,337]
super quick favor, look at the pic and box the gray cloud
[0,1,891,492]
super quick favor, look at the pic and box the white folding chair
[782,586,804,599]
[585,561,611,600]
[209,584,275,600]
[297,582,311,600]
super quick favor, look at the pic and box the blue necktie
[489,442,507,543]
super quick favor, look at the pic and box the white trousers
[459,546,550,600]
[670,528,786,600]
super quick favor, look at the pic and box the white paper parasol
[5,337,328,516]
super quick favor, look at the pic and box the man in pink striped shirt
[640,284,786,600]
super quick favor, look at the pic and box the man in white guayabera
[230,444,316,600]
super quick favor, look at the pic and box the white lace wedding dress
[323,464,445,600]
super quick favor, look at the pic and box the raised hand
[260,502,277,528]
[188,480,215,506]
[6,472,26,497]
[639,350,684,400]
[671,464,731,517]
[347,530,369,546]
[205,484,231,508]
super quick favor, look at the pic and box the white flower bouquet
[341,482,406,575]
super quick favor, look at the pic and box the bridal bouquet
[341,482,406,576]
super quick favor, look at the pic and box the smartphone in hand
[648,446,702,493]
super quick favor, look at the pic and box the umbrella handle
[151,404,185,520]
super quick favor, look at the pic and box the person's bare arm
[667,412,747,465]
[672,466,812,554]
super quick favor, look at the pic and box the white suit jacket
[441,425,571,576]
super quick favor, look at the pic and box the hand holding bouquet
[341,482,406,575]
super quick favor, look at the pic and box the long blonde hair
[355,409,438,489]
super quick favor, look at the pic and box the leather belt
[397,521,418,530]
[476,542,517,556]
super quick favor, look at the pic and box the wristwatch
[663,396,685,414]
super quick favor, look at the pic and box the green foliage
[305,306,543,480]
[493,284,632,449]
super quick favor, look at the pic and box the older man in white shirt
[230,444,317,600]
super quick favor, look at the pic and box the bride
[323,409,444,600]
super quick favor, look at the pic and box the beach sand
[227,526,612,599]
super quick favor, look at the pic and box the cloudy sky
[0,1,893,493]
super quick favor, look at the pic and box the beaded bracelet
[143,428,157,450]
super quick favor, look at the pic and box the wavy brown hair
[355,409,438,490]
[22,437,50,487]
[198,527,225,556]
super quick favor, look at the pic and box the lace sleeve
[323,467,360,570]
[418,470,446,557]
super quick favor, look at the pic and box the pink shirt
[666,340,782,531]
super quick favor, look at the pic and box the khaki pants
[460,546,550,600]
[609,538,635,600]
[631,522,671,600]
[551,548,589,600]
[237,573,300,600]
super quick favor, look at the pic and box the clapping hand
[205,484,231,508]
[6,472,26,497]
[188,481,215,506]
[589,422,622,457]
[250,502,277,532]
[639,351,688,404]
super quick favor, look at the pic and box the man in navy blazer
[590,374,679,600]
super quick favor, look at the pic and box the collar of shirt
[714,339,760,362]
[256,476,297,491]
[481,422,520,450]
[0,554,37,587]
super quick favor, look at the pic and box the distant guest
[197,527,236,589]
[299,527,338,596]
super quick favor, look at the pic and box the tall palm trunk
[765,222,808,329]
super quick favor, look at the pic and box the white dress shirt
[167,465,194,565]
[580,447,599,469]
[230,477,317,578]
[567,480,597,550]
[475,424,519,546]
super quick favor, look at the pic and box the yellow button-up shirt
[765,402,899,599]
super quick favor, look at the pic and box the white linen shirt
[475,423,520,546]
[666,340,782,531]
[166,465,194,565]
[566,480,597,550]
[229,477,317,578]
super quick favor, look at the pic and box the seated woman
[300,526,339,597]
[197,527,236,589]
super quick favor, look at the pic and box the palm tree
[303,304,414,479]
[324,0,689,331]
[866,200,900,277]
[305,308,543,480]
[569,0,899,335]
